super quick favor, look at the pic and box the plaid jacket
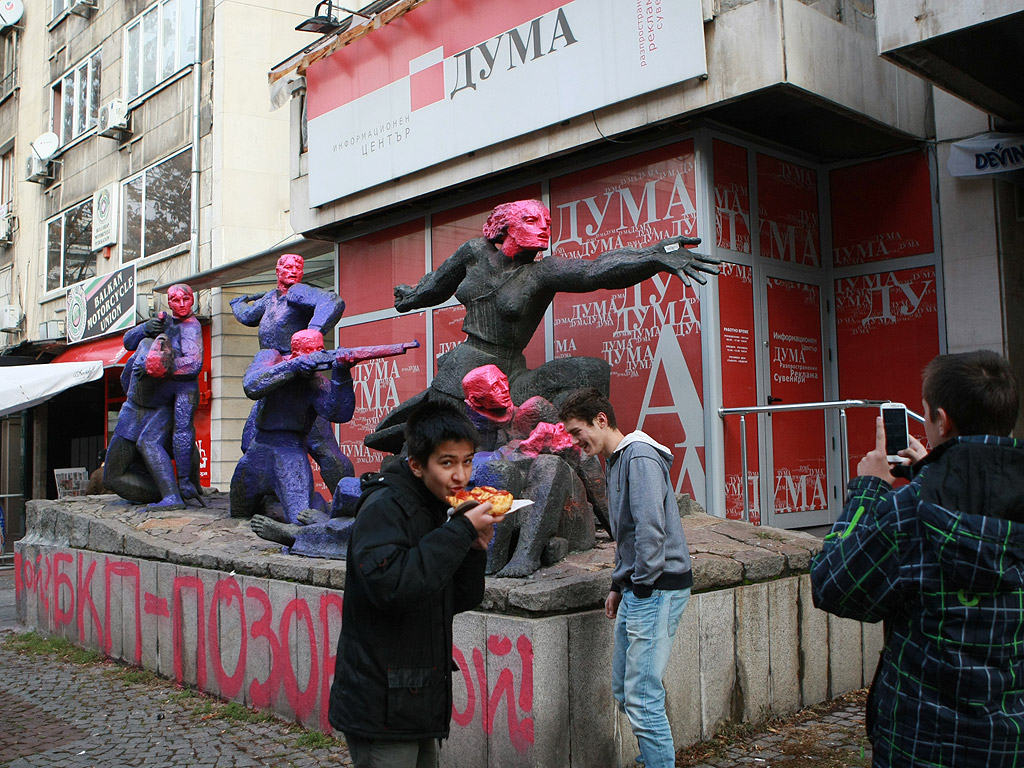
[811,436,1024,768]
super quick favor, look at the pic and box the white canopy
[0,361,103,418]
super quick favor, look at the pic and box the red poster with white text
[757,155,820,267]
[336,314,429,476]
[718,263,759,522]
[549,141,706,501]
[714,140,751,254]
[766,278,827,516]
[835,266,938,474]
[831,152,933,267]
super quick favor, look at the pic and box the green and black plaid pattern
[812,436,1024,768]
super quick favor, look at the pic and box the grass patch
[219,702,277,725]
[4,631,105,665]
[293,730,342,750]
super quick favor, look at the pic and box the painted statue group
[105,199,717,577]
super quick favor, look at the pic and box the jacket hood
[916,437,1024,593]
[614,430,674,465]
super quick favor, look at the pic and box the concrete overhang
[154,238,336,293]
[876,2,1024,121]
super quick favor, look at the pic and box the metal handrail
[717,399,925,523]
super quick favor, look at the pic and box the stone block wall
[14,538,881,768]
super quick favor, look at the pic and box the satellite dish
[31,132,60,161]
[0,0,24,28]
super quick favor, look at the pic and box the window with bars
[123,0,196,102]
[122,149,191,263]
[46,199,95,292]
[50,49,101,146]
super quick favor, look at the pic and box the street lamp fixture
[295,0,368,34]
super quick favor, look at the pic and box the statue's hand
[394,284,416,311]
[144,313,169,337]
[654,237,720,286]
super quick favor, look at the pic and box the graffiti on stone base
[14,549,535,751]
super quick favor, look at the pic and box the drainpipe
[189,0,203,275]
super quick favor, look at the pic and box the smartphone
[880,403,910,464]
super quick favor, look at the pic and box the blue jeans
[612,587,691,768]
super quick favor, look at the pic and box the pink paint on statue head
[167,284,194,320]
[289,329,324,358]
[483,200,551,258]
[463,364,514,423]
[518,421,577,457]
[276,254,304,293]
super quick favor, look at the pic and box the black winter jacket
[327,461,486,740]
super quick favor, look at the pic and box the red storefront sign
[550,140,705,498]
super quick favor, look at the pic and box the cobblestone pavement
[675,688,872,768]
[0,628,353,767]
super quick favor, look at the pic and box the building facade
[275,0,1023,529]
[0,0,320,547]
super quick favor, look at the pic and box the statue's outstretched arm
[393,240,476,312]
[229,292,268,326]
[539,235,719,291]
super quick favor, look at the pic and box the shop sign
[91,184,119,250]
[65,264,136,344]
[306,0,707,206]
[948,133,1024,177]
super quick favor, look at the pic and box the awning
[154,237,335,293]
[50,334,132,367]
[0,361,103,417]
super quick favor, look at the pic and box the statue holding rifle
[229,329,418,523]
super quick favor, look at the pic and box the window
[122,149,191,263]
[51,49,101,145]
[0,148,14,214]
[124,0,196,102]
[52,0,67,18]
[0,266,11,306]
[0,31,17,99]
[46,199,95,292]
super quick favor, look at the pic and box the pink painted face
[501,201,551,257]
[167,287,194,319]
[463,365,513,420]
[276,255,304,292]
[289,329,324,357]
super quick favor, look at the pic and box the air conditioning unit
[26,154,54,184]
[0,215,11,246]
[98,99,131,138]
[67,0,97,17]
[0,304,22,331]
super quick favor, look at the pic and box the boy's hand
[856,416,897,484]
[900,434,928,464]
[605,590,621,620]
[462,501,499,550]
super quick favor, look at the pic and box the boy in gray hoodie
[560,388,692,768]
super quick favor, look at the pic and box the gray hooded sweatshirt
[606,431,693,598]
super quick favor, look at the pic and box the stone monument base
[14,494,880,768]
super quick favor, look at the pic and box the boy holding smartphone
[811,350,1023,768]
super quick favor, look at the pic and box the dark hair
[557,387,618,430]
[922,350,1019,436]
[404,399,481,464]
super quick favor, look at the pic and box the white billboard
[305,0,707,207]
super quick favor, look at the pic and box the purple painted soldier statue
[230,329,356,524]
[367,199,718,452]
[230,253,353,490]
[104,283,203,510]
